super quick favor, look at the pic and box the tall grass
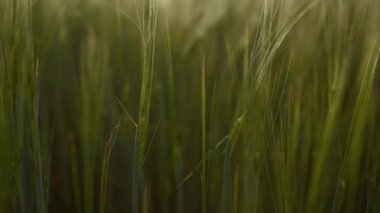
[1,0,380,212]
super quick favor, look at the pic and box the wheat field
[0,0,380,212]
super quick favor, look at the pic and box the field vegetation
[1,0,380,212]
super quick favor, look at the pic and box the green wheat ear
[138,116,148,168]
[229,115,245,153]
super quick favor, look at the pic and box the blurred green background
[1,0,380,212]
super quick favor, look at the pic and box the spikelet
[228,115,244,153]
[138,117,148,169]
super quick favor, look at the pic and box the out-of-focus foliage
[0,0,380,212]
